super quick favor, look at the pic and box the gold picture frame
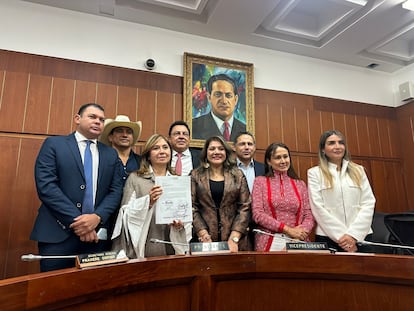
[183,52,255,148]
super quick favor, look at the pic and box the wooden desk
[1,252,414,310]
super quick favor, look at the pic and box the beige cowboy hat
[99,115,142,146]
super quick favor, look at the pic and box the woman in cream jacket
[307,130,375,252]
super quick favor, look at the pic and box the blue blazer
[254,160,265,177]
[30,133,123,243]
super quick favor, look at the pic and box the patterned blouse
[252,171,314,251]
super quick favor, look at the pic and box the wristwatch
[231,236,239,244]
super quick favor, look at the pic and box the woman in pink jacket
[252,142,314,251]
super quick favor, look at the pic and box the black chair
[384,212,414,255]
[363,211,393,254]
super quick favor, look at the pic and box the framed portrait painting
[183,52,254,147]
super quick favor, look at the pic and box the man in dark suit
[233,131,265,248]
[192,74,246,141]
[30,103,123,272]
[168,120,201,175]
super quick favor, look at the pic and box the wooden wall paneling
[174,93,183,121]
[332,112,347,135]
[384,161,408,212]
[23,74,52,134]
[0,70,4,104]
[378,118,393,158]
[280,104,296,150]
[370,160,388,212]
[344,114,360,157]
[96,83,117,118]
[319,111,335,134]
[355,115,371,156]
[253,89,270,150]
[7,138,43,278]
[115,85,138,120]
[295,106,312,153]
[396,104,414,209]
[156,91,175,136]
[295,155,316,182]
[0,137,20,279]
[367,116,382,157]
[0,72,28,133]
[387,119,400,158]
[137,89,156,140]
[72,80,98,131]
[307,109,322,154]
[48,78,75,135]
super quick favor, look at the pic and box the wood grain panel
[320,111,334,134]
[174,93,183,122]
[96,83,117,117]
[48,78,75,135]
[253,89,270,150]
[280,105,296,150]
[307,110,322,154]
[367,116,381,157]
[0,72,28,133]
[370,160,388,212]
[23,74,52,134]
[355,115,371,156]
[73,80,97,116]
[138,89,156,140]
[156,91,175,135]
[387,119,400,158]
[0,137,20,279]
[7,138,43,278]
[345,114,360,157]
[295,107,311,153]
[116,86,137,120]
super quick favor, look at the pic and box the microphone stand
[21,254,78,261]
[357,240,414,254]
[149,238,189,247]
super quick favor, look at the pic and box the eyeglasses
[171,131,190,137]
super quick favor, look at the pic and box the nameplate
[286,242,331,253]
[190,242,230,255]
[76,250,128,268]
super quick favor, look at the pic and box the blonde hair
[137,134,174,176]
[318,130,362,188]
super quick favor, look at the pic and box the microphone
[21,254,78,261]
[357,240,414,251]
[252,229,306,243]
[149,238,189,247]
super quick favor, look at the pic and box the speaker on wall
[399,81,414,101]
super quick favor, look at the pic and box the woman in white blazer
[307,130,375,252]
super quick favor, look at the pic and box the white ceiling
[23,0,414,73]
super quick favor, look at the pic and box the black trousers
[315,234,374,253]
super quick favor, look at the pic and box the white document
[155,175,193,224]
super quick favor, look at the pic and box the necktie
[82,140,94,214]
[223,121,230,141]
[175,152,182,176]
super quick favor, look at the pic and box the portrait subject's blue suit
[30,133,123,252]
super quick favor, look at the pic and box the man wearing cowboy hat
[100,115,142,184]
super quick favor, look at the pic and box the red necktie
[223,121,230,141]
[175,152,182,175]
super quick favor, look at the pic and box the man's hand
[70,214,101,237]
[79,231,99,243]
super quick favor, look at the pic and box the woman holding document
[191,135,252,252]
[252,142,314,251]
[112,134,188,258]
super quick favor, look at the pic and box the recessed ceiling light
[402,0,414,11]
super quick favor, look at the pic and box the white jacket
[111,192,188,259]
[307,160,375,242]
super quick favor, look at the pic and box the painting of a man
[192,73,246,141]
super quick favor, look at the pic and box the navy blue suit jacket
[254,160,265,177]
[30,133,123,243]
[192,113,246,141]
